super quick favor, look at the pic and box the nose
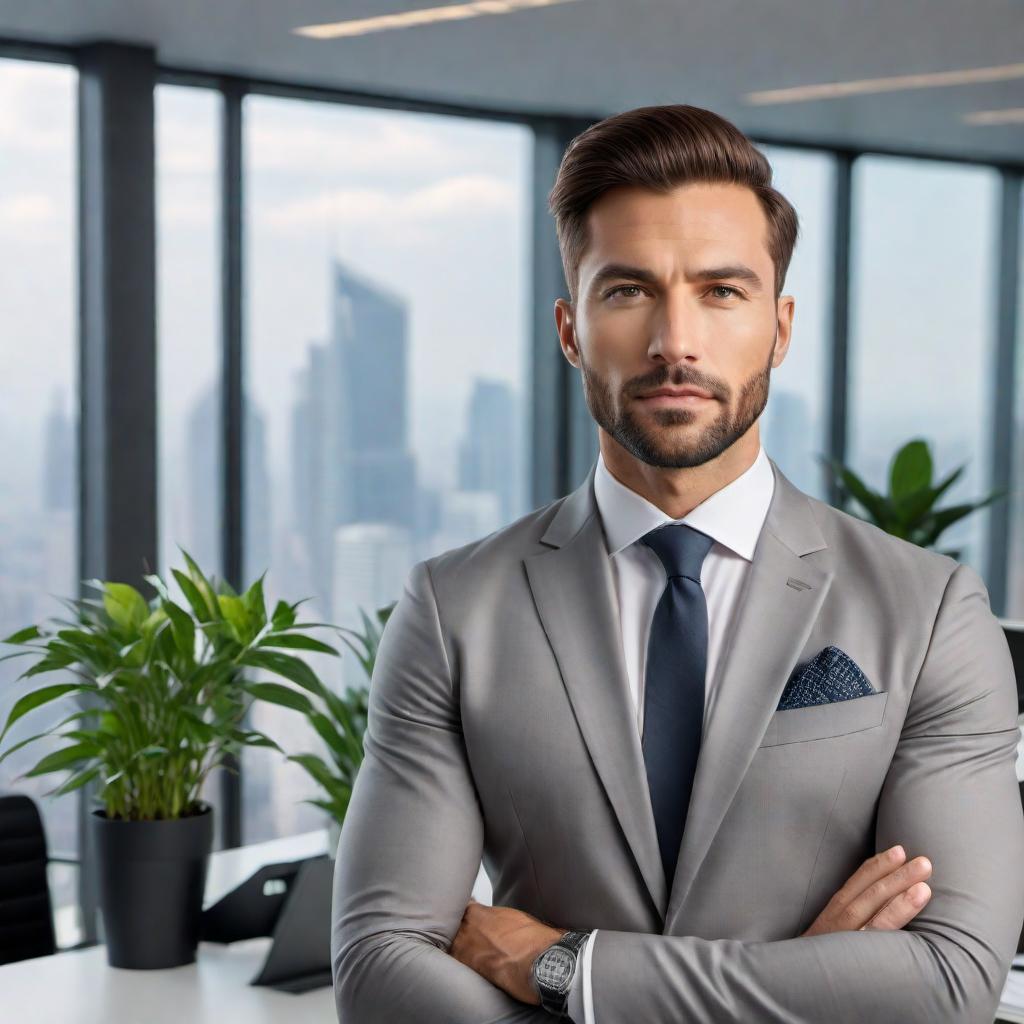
[647,291,706,365]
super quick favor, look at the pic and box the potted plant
[283,603,394,855]
[0,550,340,970]
[820,438,1006,560]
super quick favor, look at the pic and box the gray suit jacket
[331,455,1024,1023]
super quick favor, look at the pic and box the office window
[1008,192,1024,619]
[156,84,223,581]
[757,145,835,499]
[0,58,79,940]
[155,84,225,831]
[242,97,532,842]
[847,156,999,577]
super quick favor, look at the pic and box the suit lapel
[524,463,668,920]
[523,455,835,930]
[663,457,834,931]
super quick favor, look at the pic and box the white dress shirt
[565,442,776,1024]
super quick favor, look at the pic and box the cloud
[257,173,518,233]
[0,60,75,157]
[0,193,63,232]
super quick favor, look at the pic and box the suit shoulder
[804,492,961,588]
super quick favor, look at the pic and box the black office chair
[0,792,80,965]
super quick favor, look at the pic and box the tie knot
[640,523,714,583]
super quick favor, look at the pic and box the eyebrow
[589,262,765,293]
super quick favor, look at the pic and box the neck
[599,427,761,520]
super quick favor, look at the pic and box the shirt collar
[593,443,775,561]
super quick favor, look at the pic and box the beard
[578,330,776,470]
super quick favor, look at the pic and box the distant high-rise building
[290,259,418,614]
[42,389,73,513]
[331,522,413,689]
[181,385,271,582]
[457,377,523,524]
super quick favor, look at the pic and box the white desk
[1,827,493,1023]
[2,937,336,1024]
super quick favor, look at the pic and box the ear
[773,294,795,368]
[554,297,580,369]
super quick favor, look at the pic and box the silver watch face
[536,945,576,992]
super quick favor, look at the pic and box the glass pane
[757,145,835,499]
[155,84,224,832]
[848,156,999,577]
[243,97,532,842]
[0,58,79,932]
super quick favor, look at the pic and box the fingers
[802,845,935,936]
[863,881,932,931]
[842,853,933,931]
[831,844,907,907]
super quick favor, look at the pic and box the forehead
[581,182,771,271]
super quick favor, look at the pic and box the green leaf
[242,681,314,715]
[229,728,285,753]
[142,573,171,602]
[98,711,123,736]
[217,595,250,644]
[308,710,362,772]
[242,573,268,628]
[103,583,149,632]
[834,463,887,522]
[889,439,933,501]
[178,549,222,621]
[49,764,101,797]
[0,683,82,745]
[20,648,78,679]
[0,707,96,768]
[286,752,339,789]
[163,600,196,659]
[24,742,98,777]
[239,650,328,698]
[257,633,339,657]
[271,600,296,630]
[2,625,42,645]
[172,569,214,622]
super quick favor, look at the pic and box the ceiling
[2,0,1024,164]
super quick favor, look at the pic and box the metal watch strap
[532,929,591,1018]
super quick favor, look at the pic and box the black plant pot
[91,801,214,969]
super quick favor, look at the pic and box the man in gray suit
[331,104,1024,1022]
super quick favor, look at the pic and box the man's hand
[450,898,566,1004]
[802,844,933,936]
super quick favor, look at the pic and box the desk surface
[2,826,493,1023]
[3,938,336,1024]
[4,829,338,1023]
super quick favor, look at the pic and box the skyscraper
[290,259,418,615]
[457,377,523,525]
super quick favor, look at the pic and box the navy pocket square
[778,645,876,711]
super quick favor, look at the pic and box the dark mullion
[218,80,246,851]
[76,40,159,945]
[987,172,1022,617]
[531,119,576,506]
[827,153,854,507]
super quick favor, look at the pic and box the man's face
[555,182,794,469]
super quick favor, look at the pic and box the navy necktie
[639,522,715,887]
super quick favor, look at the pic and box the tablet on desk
[201,854,334,994]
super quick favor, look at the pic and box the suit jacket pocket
[758,690,889,747]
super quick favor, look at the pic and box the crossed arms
[330,558,1024,1023]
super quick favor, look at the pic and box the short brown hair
[548,104,799,304]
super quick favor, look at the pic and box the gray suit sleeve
[331,559,549,1024]
[587,562,1024,1023]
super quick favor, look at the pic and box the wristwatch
[530,929,591,1017]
